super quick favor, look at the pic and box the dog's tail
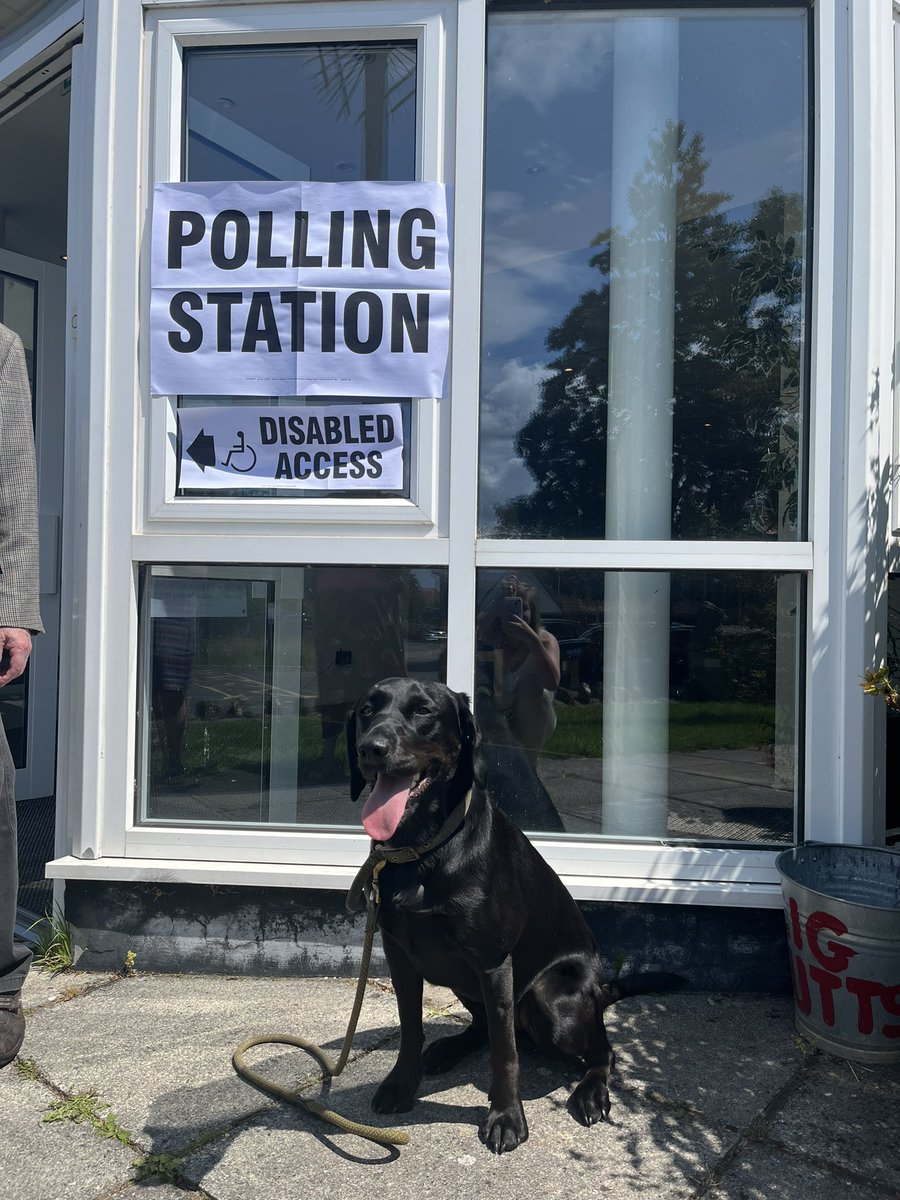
[599,972,687,1009]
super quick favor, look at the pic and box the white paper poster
[151,180,450,398]
[177,404,404,492]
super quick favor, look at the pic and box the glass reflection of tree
[315,45,416,179]
[494,125,804,541]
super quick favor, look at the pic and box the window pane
[178,42,418,499]
[475,568,801,844]
[138,564,447,826]
[479,8,808,540]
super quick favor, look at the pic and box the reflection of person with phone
[0,324,43,1069]
[477,573,561,765]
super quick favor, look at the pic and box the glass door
[0,250,66,802]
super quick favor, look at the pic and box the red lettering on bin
[788,904,900,1041]
[806,910,858,972]
[790,952,812,1016]
[808,966,842,1027]
[788,897,803,949]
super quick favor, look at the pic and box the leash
[232,859,408,1148]
[231,793,470,1149]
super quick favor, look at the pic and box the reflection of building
[3,2,898,986]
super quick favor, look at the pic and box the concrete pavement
[2,966,899,1200]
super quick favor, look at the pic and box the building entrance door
[0,249,65,805]
[0,18,74,914]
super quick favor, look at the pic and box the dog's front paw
[478,1103,529,1154]
[567,1076,611,1126]
[371,1077,417,1114]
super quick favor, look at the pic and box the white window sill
[45,854,783,908]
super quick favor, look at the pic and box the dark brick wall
[65,880,791,993]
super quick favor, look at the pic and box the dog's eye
[411,705,431,718]
[358,703,374,718]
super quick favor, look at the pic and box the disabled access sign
[177,403,404,491]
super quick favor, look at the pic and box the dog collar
[345,790,472,913]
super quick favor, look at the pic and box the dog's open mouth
[361,771,430,842]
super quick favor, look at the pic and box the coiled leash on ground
[231,860,409,1149]
[232,800,470,1149]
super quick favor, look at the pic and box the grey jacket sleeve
[0,325,43,634]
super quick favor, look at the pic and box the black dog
[346,677,681,1154]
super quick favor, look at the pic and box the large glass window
[476,568,801,844]
[479,6,809,540]
[137,564,448,826]
[176,41,418,500]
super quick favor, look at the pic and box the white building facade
[1,0,897,971]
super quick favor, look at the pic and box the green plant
[15,1059,39,1081]
[122,950,137,976]
[133,1152,185,1183]
[28,904,73,973]
[43,1092,131,1143]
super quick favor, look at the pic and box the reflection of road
[535,747,792,842]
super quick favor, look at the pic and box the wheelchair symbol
[222,430,257,473]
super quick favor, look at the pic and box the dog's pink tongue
[361,773,415,842]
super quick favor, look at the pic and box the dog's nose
[360,734,390,761]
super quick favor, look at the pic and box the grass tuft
[28,905,74,973]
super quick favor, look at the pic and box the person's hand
[0,628,32,687]
[500,614,537,646]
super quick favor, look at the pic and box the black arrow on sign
[186,429,216,471]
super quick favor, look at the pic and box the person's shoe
[0,991,25,1067]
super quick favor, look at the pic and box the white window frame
[139,1,457,537]
[49,0,898,911]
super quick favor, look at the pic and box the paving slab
[607,993,801,1128]
[21,973,408,1154]
[182,1037,737,1200]
[767,1053,900,1191]
[707,1142,894,1200]
[21,968,119,1011]
[113,1187,189,1200]
[7,967,894,1200]
[0,1061,136,1200]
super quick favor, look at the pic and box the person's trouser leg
[0,718,30,990]
[0,718,29,1065]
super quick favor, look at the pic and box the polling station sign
[151,180,450,398]
[177,404,404,492]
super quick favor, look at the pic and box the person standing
[0,322,43,1068]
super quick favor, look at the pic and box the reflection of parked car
[555,621,695,694]
[541,618,583,642]
[556,625,602,690]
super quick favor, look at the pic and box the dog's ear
[455,690,486,792]
[345,704,367,801]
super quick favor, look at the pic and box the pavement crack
[23,971,123,1012]
[684,1049,819,1199]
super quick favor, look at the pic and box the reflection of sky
[479,10,807,529]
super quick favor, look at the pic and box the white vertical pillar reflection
[269,567,305,824]
[602,18,679,838]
